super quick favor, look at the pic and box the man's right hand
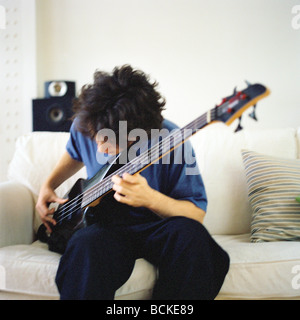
[35,151,84,233]
[35,184,68,233]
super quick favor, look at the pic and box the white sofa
[0,123,300,300]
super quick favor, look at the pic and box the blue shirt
[66,119,207,222]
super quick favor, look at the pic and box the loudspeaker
[32,96,74,132]
[44,81,76,98]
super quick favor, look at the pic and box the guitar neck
[81,109,216,208]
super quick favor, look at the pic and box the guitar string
[54,127,191,224]
[54,89,248,224]
[54,124,204,224]
[54,110,214,224]
[53,110,214,224]
[79,110,211,204]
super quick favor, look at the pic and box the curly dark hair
[72,65,166,143]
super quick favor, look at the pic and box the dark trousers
[55,216,229,300]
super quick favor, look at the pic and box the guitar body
[37,159,124,254]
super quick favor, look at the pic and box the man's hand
[111,172,155,208]
[35,151,84,233]
[35,184,68,233]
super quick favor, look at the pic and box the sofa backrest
[7,125,299,235]
[190,123,298,235]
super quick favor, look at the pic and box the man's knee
[166,216,207,243]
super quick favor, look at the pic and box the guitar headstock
[214,82,270,132]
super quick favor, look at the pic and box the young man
[36,65,229,300]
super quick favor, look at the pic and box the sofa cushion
[190,124,298,235]
[215,234,300,299]
[0,241,157,299]
[242,150,300,242]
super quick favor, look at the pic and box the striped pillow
[241,150,300,242]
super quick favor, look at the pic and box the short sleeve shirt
[66,118,207,222]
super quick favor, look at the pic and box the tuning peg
[248,104,257,121]
[245,80,251,87]
[217,97,228,107]
[235,117,243,132]
[233,86,237,95]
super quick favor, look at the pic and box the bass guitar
[37,82,270,254]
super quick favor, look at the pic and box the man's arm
[112,173,206,224]
[36,151,84,232]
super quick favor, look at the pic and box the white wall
[36,0,300,131]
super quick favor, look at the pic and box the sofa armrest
[0,181,35,247]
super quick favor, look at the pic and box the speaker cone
[47,104,65,125]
